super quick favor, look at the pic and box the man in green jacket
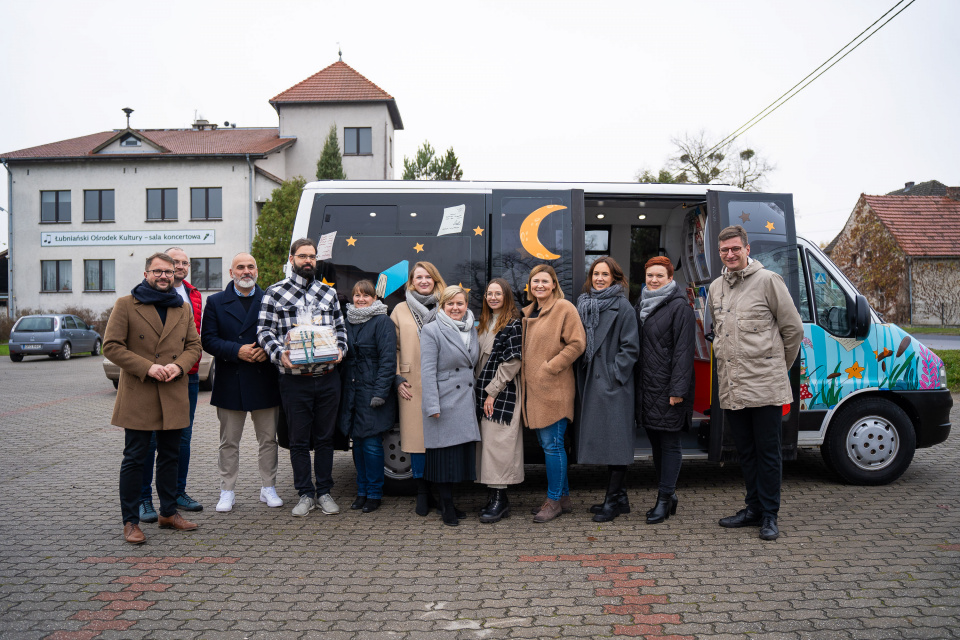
[709,225,803,541]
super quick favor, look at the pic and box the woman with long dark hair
[474,278,524,523]
[575,257,640,522]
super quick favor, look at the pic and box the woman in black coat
[338,280,397,513]
[634,256,695,524]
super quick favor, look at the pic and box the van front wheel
[821,397,915,486]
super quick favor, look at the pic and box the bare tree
[639,130,774,191]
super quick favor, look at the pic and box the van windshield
[16,317,54,332]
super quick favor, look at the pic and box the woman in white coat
[420,285,480,527]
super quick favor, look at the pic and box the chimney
[903,181,915,193]
[946,186,960,201]
[192,118,217,131]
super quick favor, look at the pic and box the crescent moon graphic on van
[519,204,566,260]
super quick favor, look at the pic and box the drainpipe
[2,160,13,318]
[246,155,254,250]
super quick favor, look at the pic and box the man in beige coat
[709,225,802,541]
[105,252,203,544]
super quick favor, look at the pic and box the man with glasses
[709,225,802,541]
[137,247,205,523]
[104,252,202,543]
[257,238,347,517]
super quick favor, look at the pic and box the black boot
[646,491,678,524]
[591,491,630,515]
[479,488,496,517]
[479,489,511,523]
[437,483,458,527]
[592,467,628,523]
[415,479,432,517]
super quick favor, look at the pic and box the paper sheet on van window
[317,231,337,260]
[437,205,466,236]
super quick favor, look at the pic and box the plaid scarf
[475,318,523,425]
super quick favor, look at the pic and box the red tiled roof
[271,61,394,103]
[863,194,960,257]
[2,128,293,160]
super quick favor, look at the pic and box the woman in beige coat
[521,264,586,523]
[390,261,447,516]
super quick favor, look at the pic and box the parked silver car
[8,314,102,362]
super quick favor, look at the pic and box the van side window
[324,205,398,235]
[808,253,850,336]
[796,250,812,322]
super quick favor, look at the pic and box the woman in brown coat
[390,261,447,516]
[521,264,586,523]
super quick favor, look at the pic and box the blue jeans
[410,452,425,479]
[353,435,385,499]
[140,373,199,501]
[535,418,570,502]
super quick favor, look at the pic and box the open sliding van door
[489,189,585,304]
[705,191,802,463]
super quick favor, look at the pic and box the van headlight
[941,365,948,389]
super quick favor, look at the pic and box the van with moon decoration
[289,180,951,488]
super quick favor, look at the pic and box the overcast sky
[2,0,958,251]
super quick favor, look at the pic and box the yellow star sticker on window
[844,362,865,379]
[473,226,484,236]
[346,236,357,246]
[765,221,775,231]
[458,282,471,294]
[413,243,424,253]
[321,277,335,287]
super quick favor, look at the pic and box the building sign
[40,230,216,247]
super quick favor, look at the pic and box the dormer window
[120,134,141,147]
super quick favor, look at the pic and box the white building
[1,60,403,316]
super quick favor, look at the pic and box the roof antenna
[122,107,134,128]
[337,42,342,61]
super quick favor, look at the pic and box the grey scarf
[437,308,475,349]
[405,289,438,333]
[637,280,678,325]
[576,284,623,361]
[346,299,388,325]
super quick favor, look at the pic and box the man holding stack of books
[257,238,348,518]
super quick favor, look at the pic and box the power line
[709,0,916,156]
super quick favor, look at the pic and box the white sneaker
[260,486,283,508]
[291,495,316,517]
[216,490,235,512]
[317,493,340,515]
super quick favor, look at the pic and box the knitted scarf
[576,284,623,361]
[131,280,184,308]
[437,308,475,349]
[637,280,678,325]
[405,289,438,333]
[345,299,388,325]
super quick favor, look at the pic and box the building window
[191,187,222,220]
[84,260,115,292]
[120,133,141,147]
[41,191,71,223]
[84,190,115,222]
[344,127,372,155]
[41,260,72,292]
[147,188,177,220]
[190,258,222,291]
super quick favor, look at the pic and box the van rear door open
[705,190,802,462]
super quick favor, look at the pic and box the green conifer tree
[251,176,307,288]
[316,124,347,180]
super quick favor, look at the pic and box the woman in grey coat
[420,285,480,526]
[575,257,640,523]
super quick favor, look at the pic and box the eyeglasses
[149,269,175,277]
[293,254,318,261]
[719,246,744,256]
[485,292,504,298]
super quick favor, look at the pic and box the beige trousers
[217,406,279,491]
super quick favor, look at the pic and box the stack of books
[286,325,339,364]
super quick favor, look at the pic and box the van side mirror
[848,294,870,339]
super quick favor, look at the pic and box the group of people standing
[110,224,801,544]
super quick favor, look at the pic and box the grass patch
[931,349,960,393]
[0,343,7,356]
[904,326,960,336]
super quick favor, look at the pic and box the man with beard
[137,247,204,522]
[202,253,282,512]
[257,238,347,517]
[104,252,203,544]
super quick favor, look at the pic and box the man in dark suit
[201,253,283,512]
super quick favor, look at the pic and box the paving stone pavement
[1,355,958,639]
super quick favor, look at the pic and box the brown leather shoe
[533,498,563,523]
[531,495,574,515]
[158,512,198,531]
[123,522,146,544]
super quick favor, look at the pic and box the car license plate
[23,344,42,350]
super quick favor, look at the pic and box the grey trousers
[217,406,280,491]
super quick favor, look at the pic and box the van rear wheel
[821,397,915,486]
[382,426,416,495]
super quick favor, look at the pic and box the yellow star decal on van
[458,283,471,294]
[413,243,424,253]
[346,236,357,246]
[845,362,865,379]
[473,226,484,236]
[765,221,775,231]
